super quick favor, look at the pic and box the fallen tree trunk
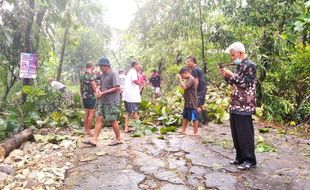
[0,128,34,162]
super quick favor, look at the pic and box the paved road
[63,122,310,190]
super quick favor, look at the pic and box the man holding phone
[220,42,257,170]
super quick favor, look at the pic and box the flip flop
[108,140,123,146]
[125,129,135,133]
[82,139,97,147]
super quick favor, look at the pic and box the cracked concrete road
[63,122,310,190]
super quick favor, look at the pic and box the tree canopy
[0,0,309,139]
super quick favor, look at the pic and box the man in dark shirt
[177,67,199,135]
[149,69,161,99]
[186,56,208,125]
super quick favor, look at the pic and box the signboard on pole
[19,53,38,79]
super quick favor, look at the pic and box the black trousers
[230,113,257,165]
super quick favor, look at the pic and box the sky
[100,0,139,31]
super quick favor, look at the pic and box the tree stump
[0,128,34,162]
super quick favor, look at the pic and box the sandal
[82,139,97,147]
[108,140,123,146]
[125,129,135,133]
[237,162,256,170]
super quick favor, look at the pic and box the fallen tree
[0,128,34,162]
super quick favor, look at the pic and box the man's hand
[95,91,101,98]
[96,90,106,98]
[176,74,182,81]
[220,68,234,77]
[95,86,100,93]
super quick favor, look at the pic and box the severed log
[0,128,34,162]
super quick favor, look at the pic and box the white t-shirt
[51,81,65,91]
[123,68,141,102]
[119,73,126,91]
[119,74,126,86]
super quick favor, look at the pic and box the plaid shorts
[96,103,120,121]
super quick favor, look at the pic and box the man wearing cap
[123,60,142,133]
[83,57,122,146]
[220,42,257,170]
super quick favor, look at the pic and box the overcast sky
[100,0,139,30]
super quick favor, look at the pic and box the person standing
[220,42,257,170]
[149,69,161,99]
[118,69,126,94]
[177,67,199,135]
[138,69,147,95]
[186,56,208,125]
[83,57,122,146]
[80,61,97,136]
[122,61,142,133]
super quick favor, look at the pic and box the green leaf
[256,135,264,143]
[51,112,63,122]
[0,119,7,131]
[259,128,270,134]
[255,142,276,153]
[151,127,159,133]
[22,85,33,94]
[160,127,168,134]
[166,126,176,132]
[132,132,142,137]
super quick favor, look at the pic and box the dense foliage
[120,0,310,125]
[0,0,309,140]
[0,0,110,139]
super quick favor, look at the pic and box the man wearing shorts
[80,61,97,135]
[123,61,142,133]
[149,69,161,99]
[186,56,208,125]
[83,57,122,146]
[177,67,199,135]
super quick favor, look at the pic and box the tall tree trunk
[302,28,308,47]
[24,0,35,52]
[57,10,70,81]
[198,0,207,73]
[257,30,274,106]
[21,0,35,104]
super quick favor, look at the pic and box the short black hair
[152,69,157,72]
[131,60,139,67]
[179,66,190,74]
[186,56,196,64]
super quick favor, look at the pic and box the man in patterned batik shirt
[220,42,257,170]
